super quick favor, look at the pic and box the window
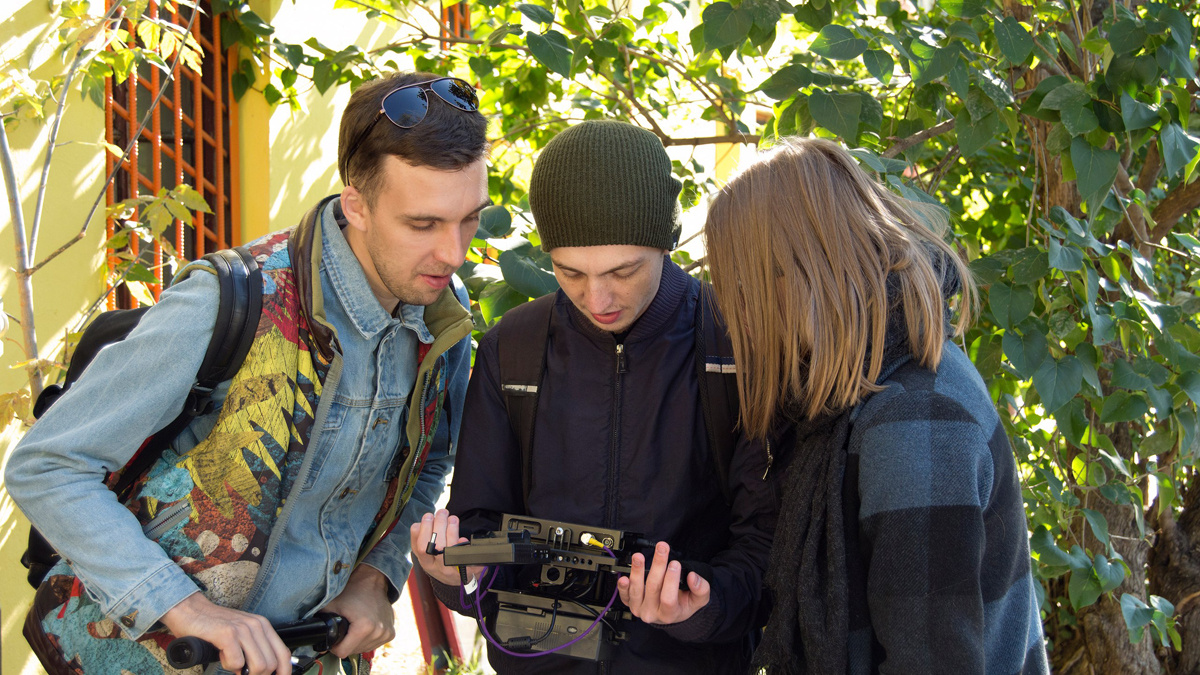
[105,0,240,308]
[441,1,471,47]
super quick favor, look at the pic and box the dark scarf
[752,254,960,675]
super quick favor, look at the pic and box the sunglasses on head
[340,77,480,184]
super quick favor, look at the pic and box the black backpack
[21,247,262,588]
[494,283,740,509]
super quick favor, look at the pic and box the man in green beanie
[411,120,775,674]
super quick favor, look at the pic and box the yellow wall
[2,3,109,672]
[0,0,422,670]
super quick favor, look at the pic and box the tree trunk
[1055,426,1163,673]
[1149,476,1200,674]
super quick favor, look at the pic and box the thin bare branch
[1,122,44,399]
[662,133,759,147]
[28,3,198,276]
[882,120,956,158]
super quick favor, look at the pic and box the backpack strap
[694,282,740,505]
[112,246,262,499]
[494,294,556,512]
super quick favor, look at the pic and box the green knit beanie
[529,120,682,251]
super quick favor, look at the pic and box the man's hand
[410,509,484,587]
[160,593,291,675]
[320,565,396,659]
[617,542,711,625]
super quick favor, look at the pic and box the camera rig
[438,514,655,661]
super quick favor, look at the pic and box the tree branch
[662,133,759,147]
[1148,177,1200,240]
[28,3,197,276]
[882,120,956,158]
[1135,140,1161,193]
[28,3,123,264]
[1,122,44,399]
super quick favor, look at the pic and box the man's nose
[433,225,468,267]
[585,279,613,313]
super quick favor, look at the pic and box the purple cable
[472,546,621,658]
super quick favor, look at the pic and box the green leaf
[173,184,210,212]
[1106,52,1158,92]
[912,44,958,86]
[1031,526,1074,569]
[1010,248,1050,285]
[948,61,970,101]
[1033,355,1083,413]
[499,247,559,298]
[1100,391,1149,424]
[939,0,985,18]
[1076,343,1102,391]
[810,25,867,60]
[1003,329,1048,379]
[702,2,754,50]
[1049,238,1084,272]
[1178,371,1200,407]
[1120,93,1159,131]
[863,49,894,84]
[478,281,528,325]
[990,282,1035,329]
[1172,232,1200,257]
[994,16,1033,65]
[758,64,812,100]
[1160,7,1193,50]
[956,108,998,157]
[1081,508,1112,547]
[1056,398,1089,447]
[526,30,574,77]
[1112,359,1151,390]
[1161,123,1200,178]
[517,3,555,24]
[477,205,513,238]
[792,0,833,30]
[1071,137,1119,210]
[1041,82,1099,135]
[1093,553,1125,593]
[1108,18,1147,55]
[1122,593,1156,632]
[976,68,1015,108]
[744,0,783,29]
[1069,559,1103,610]
[123,263,160,284]
[808,89,861,140]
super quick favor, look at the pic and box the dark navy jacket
[436,258,776,674]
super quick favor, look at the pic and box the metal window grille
[105,0,240,308]
[441,1,470,47]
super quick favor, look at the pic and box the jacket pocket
[300,402,351,491]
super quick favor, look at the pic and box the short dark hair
[337,71,489,204]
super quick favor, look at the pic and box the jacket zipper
[605,343,627,527]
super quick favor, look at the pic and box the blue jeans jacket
[5,197,471,637]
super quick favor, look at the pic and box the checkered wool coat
[840,342,1050,674]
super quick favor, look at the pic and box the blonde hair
[704,137,976,439]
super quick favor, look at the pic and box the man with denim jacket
[6,71,488,675]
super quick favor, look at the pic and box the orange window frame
[104,0,241,308]
[441,1,471,45]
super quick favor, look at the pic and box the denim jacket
[6,197,471,638]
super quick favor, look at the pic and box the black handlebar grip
[165,635,221,668]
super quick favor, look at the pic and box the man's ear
[340,185,369,233]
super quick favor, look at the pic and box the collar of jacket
[287,195,472,363]
[564,255,691,345]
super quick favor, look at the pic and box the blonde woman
[704,138,1048,674]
